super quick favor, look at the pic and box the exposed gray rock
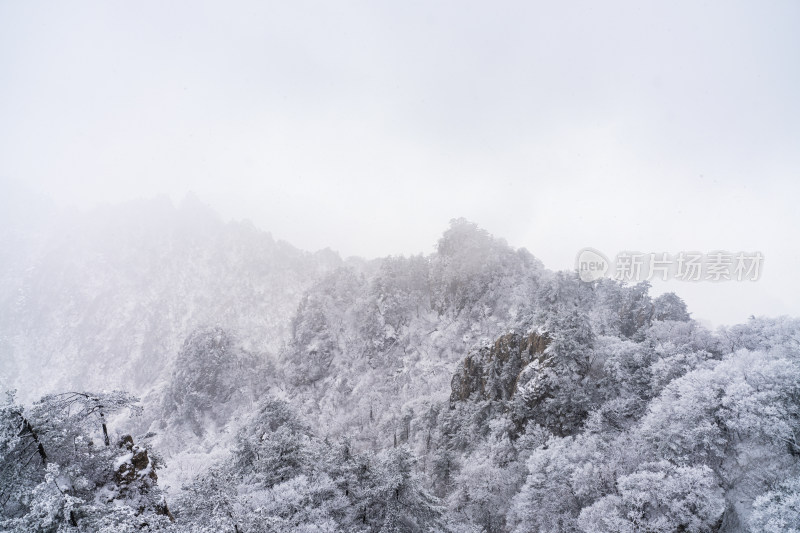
[450,331,549,403]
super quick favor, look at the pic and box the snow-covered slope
[4,202,800,533]
[0,194,339,401]
[278,219,546,448]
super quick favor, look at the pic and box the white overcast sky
[1,1,799,326]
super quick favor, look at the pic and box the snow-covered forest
[1,198,799,532]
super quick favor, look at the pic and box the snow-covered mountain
[2,200,800,533]
[0,194,340,401]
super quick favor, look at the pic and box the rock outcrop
[113,434,174,521]
[114,434,158,487]
[450,331,549,403]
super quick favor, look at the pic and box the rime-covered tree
[0,389,171,531]
[749,476,800,533]
[577,462,725,533]
[161,326,265,437]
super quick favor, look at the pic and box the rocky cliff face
[450,331,549,403]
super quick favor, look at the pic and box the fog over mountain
[2,197,799,532]
[2,1,799,327]
[2,1,799,531]
[0,194,341,402]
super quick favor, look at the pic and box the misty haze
[1,2,799,533]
